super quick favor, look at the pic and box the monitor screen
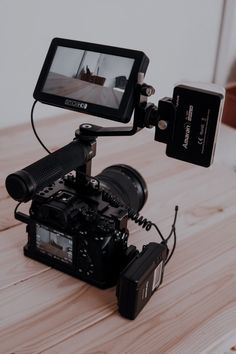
[42,46,135,109]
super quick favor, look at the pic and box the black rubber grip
[6,140,91,202]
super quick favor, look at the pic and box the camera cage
[12,79,175,232]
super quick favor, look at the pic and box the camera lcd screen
[36,224,73,265]
[34,38,149,123]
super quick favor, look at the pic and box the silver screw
[158,120,168,130]
[146,87,155,96]
[82,124,92,129]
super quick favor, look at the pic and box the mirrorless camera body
[6,38,225,319]
[24,164,148,289]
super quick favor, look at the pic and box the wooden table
[1,111,236,354]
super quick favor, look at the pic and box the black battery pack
[116,242,168,320]
[166,83,225,167]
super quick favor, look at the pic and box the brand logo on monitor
[65,99,88,110]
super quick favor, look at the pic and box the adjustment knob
[141,84,155,97]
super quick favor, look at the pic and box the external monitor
[33,38,149,123]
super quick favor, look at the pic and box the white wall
[51,47,84,77]
[213,0,236,85]
[0,0,223,128]
[99,55,134,88]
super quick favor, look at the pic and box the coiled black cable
[102,189,156,234]
[101,189,178,253]
[102,189,155,231]
[129,211,152,231]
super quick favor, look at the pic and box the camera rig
[5,37,224,320]
[6,81,177,320]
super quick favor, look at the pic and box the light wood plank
[0,214,233,354]
[40,215,236,354]
[0,271,116,353]
[0,211,235,352]
[0,224,50,290]
[1,160,236,291]
[1,116,236,353]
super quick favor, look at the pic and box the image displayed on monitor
[42,46,135,109]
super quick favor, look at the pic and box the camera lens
[96,164,148,213]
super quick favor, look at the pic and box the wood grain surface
[0,111,236,354]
